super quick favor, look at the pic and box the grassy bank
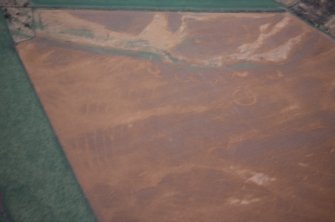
[31,0,281,11]
[0,14,96,222]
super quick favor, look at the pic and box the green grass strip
[31,0,282,11]
[0,15,97,222]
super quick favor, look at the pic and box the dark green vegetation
[278,0,335,37]
[288,0,335,27]
[0,15,96,222]
[32,0,281,11]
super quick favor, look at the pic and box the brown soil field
[18,9,335,222]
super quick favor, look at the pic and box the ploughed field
[17,9,335,222]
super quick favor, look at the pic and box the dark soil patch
[286,0,335,35]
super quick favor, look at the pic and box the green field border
[31,0,284,11]
[0,14,97,222]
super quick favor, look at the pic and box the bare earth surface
[17,9,335,222]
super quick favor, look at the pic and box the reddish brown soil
[18,10,335,222]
